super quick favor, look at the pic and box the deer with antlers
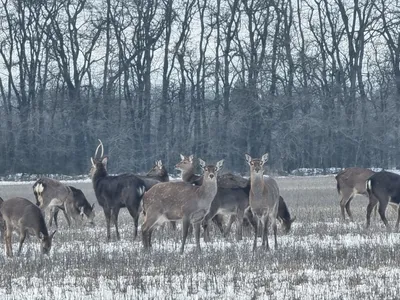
[90,139,146,241]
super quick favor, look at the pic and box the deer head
[245,153,268,175]
[199,159,224,180]
[41,230,57,255]
[90,139,108,178]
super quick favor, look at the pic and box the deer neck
[181,165,197,182]
[92,168,108,186]
[250,172,265,196]
[196,176,218,203]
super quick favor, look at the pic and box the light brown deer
[0,197,56,257]
[335,167,375,221]
[142,158,224,254]
[245,153,279,251]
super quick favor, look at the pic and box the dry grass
[0,176,399,299]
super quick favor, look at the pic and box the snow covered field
[0,175,400,299]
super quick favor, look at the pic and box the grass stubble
[0,177,399,299]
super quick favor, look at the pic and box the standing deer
[49,186,96,227]
[245,153,279,251]
[142,158,224,254]
[366,171,400,231]
[0,197,56,257]
[335,167,375,221]
[176,154,295,241]
[90,139,146,241]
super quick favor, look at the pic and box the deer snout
[209,174,215,179]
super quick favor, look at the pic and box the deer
[245,153,279,251]
[365,171,400,231]
[0,197,57,257]
[176,154,295,241]
[142,158,224,254]
[90,139,146,241]
[48,186,96,227]
[335,167,376,221]
[32,177,75,226]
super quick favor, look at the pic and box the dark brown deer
[90,139,146,241]
[142,158,224,254]
[245,153,279,251]
[0,197,56,257]
[366,171,400,231]
[335,167,375,221]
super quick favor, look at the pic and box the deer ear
[198,158,206,168]
[261,153,269,165]
[180,154,185,161]
[101,156,108,168]
[215,160,224,172]
[245,154,252,165]
[189,155,194,163]
[157,160,163,167]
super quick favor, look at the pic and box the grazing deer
[49,186,96,227]
[90,139,146,241]
[366,171,400,231]
[335,167,375,221]
[33,177,74,226]
[245,153,279,251]
[0,197,56,257]
[142,158,224,254]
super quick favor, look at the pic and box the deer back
[33,177,72,209]
[336,167,375,195]
[367,171,400,204]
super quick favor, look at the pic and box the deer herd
[0,140,399,257]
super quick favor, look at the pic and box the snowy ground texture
[1,175,400,299]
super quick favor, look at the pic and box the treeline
[0,0,399,175]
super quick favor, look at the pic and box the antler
[94,139,104,159]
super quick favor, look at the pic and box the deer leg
[395,206,400,232]
[340,193,352,221]
[252,219,258,252]
[62,207,71,227]
[366,196,378,228]
[180,218,190,254]
[212,215,224,234]
[170,221,177,230]
[262,216,270,250]
[126,205,139,240]
[224,215,235,238]
[5,226,12,257]
[49,207,55,227]
[245,208,258,232]
[378,200,390,231]
[202,203,218,243]
[111,207,121,240]
[236,210,244,241]
[103,208,112,241]
[344,197,354,222]
[273,220,278,250]
[17,230,27,256]
[194,223,201,252]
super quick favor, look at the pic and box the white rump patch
[34,183,44,194]
[366,179,372,191]
[138,186,145,197]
